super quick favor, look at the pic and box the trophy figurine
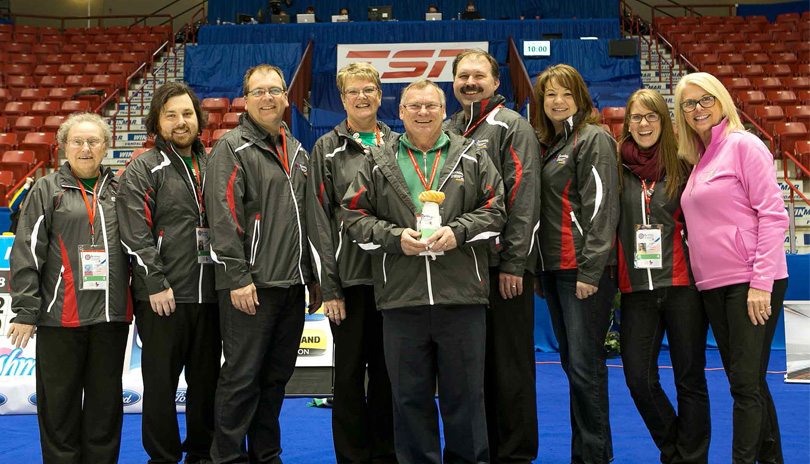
[417,190,445,257]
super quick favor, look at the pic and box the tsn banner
[337,42,489,83]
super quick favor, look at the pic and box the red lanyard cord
[273,126,289,174]
[640,179,656,222]
[406,147,442,191]
[73,172,99,238]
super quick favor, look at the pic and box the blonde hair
[619,89,689,199]
[674,72,744,164]
[336,62,382,94]
[400,79,446,106]
[532,64,599,146]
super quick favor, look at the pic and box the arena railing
[2,13,172,31]
[621,3,677,93]
[650,3,735,26]
[284,40,314,128]
[507,37,536,125]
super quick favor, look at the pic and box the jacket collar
[335,119,393,149]
[450,94,506,134]
[154,134,206,160]
[238,112,292,152]
[700,117,730,156]
[58,161,112,191]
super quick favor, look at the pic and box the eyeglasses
[628,112,660,124]
[247,88,285,98]
[402,102,443,112]
[679,95,716,113]
[344,86,379,98]
[68,138,103,148]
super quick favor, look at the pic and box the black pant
[135,300,222,464]
[620,286,710,464]
[701,279,787,464]
[211,286,305,464]
[541,268,616,464]
[382,304,488,464]
[36,322,129,464]
[485,268,537,464]
[330,285,396,464]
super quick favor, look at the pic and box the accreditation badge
[634,224,663,269]
[78,244,108,290]
[196,227,212,264]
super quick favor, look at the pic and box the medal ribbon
[406,147,442,191]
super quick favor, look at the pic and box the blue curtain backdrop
[207,0,619,24]
[184,43,303,100]
[736,0,808,22]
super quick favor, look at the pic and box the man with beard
[444,49,541,464]
[118,81,221,464]
[204,64,322,463]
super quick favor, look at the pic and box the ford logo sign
[175,389,187,405]
[122,390,142,406]
[28,393,37,406]
[0,393,7,406]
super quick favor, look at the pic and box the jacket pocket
[46,266,64,313]
[734,227,754,264]
[156,231,164,253]
[249,214,261,268]
[570,211,584,236]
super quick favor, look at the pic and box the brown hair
[618,89,689,199]
[532,64,599,146]
[242,64,287,96]
[145,81,208,138]
[451,49,500,80]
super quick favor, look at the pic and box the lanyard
[347,121,382,146]
[406,147,442,191]
[189,151,205,218]
[640,179,656,223]
[274,126,289,174]
[73,171,100,241]
[462,104,504,137]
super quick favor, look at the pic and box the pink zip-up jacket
[681,118,788,292]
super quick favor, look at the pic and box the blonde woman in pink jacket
[676,72,789,464]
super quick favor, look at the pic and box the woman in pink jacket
[675,72,789,464]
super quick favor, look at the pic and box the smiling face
[452,54,499,111]
[627,102,662,150]
[158,93,199,150]
[681,83,723,142]
[245,69,289,134]
[543,78,578,133]
[400,85,446,146]
[341,76,381,126]
[65,121,107,178]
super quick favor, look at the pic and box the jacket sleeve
[575,128,620,286]
[203,140,252,290]
[306,138,343,301]
[117,160,171,295]
[448,147,508,248]
[497,117,540,276]
[9,183,51,325]
[341,156,406,255]
[738,136,790,293]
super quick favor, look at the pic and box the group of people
[5,47,788,464]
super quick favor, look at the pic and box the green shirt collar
[400,132,449,153]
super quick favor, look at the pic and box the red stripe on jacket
[58,235,80,327]
[484,185,495,209]
[617,239,632,293]
[671,207,690,286]
[508,145,523,210]
[560,180,577,269]
[144,188,153,229]
[226,165,242,234]
[349,186,368,216]
[318,183,325,208]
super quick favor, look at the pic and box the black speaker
[608,39,638,57]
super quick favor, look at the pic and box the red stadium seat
[57,63,82,75]
[119,52,143,64]
[0,170,15,204]
[30,101,60,116]
[83,43,107,54]
[723,32,746,43]
[96,53,120,64]
[139,34,164,48]
[60,43,85,55]
[107,62,134,78]
[200,129,211,147]
[0,32,9,43]
[40,35,62,46]
[19,132,57,165]
[722,77,753,93]
[786,106,810,126]
[231,97,246,112]
[768,90,799,110]
[796,63,810,76]
[84,63,109,75]
[776,12,800,23]
[601,107,625,126]
[130,42,154,55]
[4,42,32,54]
[744,53,770,65]
[206,113,221,131]
[68,35,91,44]
[739,24,764,34]
[221,112,241,129]
[0,117,6,132]
[130,25,150,35]
[3,63,33,76]
[0,24,12,33]
[90,74,121,96]
[151,25,173,39]
[784,77,810,93]
[43,115,67,131]
[799,90,810,106]
[704,65,736,78]
[770,53,799,70]
[0,133,18,153]
[693,54,719,68]
[9,53,37,66]
[60,100,92,115]
[64,75,92,88]
[43,54,68,65]
[31,43,60,59]
[738,43,763,54]
[143,135,156,148]
[681,43,711,58]
[0,150,35,181]
[718,53,745,66]
[773,122,808,155]
[754,106,786,133]
[760,42,787,55]
[115,35,138,44]
[794,140,810,180]
[752,77,783,91]
[735,64,766,78]
[713,44,736,55]
[47,88,77,101]
[63,27,84,36]
[610,123,624,140]
[13,25,36,35]
[3,102,32,126]
[738,90,768,114]
[202,98,230,116]
[85,26,105,36]
[14,116,43,134]
[20,88,50,101]
[34,64,59,77]
[70,54,96,64]
[106,26,128,35]
[0,89,9,103]
[763,64,792,79]
[13,34,36,45]
[212,129,230,143]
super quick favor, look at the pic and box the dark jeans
[211,286,305,464]
[701,279,787,464]
[620,286,710,464]
[485,268,538,464]
[382,304,488,464]
[330,285,396,464]
[36,322,129,464]
[541,268,616,464]
[135,301,222,464]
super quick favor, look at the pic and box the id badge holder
[196,227,213,264]
[634,224,663,269]
[78,244,108,290]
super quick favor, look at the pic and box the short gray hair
[400,79,446,106]
[57,112,113,148]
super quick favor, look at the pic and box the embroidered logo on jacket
[451,170,465,182]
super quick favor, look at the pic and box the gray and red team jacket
[444,94,541,276]
[10,163,131,327]
[340,131,507,310]
[117,136,217,304]
[617,166,694,293]
[538,111,619,286]
[306,120,397,302]
[203,113,313,291]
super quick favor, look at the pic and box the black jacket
[11,163,131,327]
[204,113,313,290]
[306,120,397,301]
[341,131,507,310]
[117,136,217,303]
[538,111,619,285]
[445,94,541,276]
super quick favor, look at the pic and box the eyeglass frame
[247,87,286,98]
[628,112,661,124]
[679,95,717,113]
[67,138,104,149]
[401,102,444,112]
[343,86,380,98]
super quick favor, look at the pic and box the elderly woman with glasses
[616,89,710,463]
[7,112,131,464]
[675,72,789,464]
[306,61,397,464]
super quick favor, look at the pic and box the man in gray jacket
[342,79,507,464]
[204,64,321,464]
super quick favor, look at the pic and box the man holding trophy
[341,78,507,464]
